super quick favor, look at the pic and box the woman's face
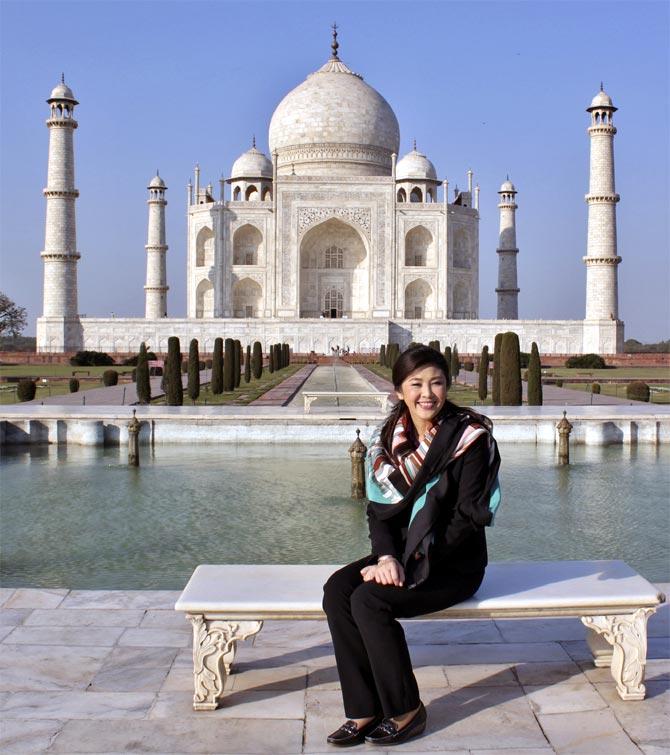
[395,364,448,434]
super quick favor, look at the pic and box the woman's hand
[360,557,405,587]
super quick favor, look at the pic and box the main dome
[268,56,400,177]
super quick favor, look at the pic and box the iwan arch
[37,33,623,355]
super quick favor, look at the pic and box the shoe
[364,702,426,745]
[326,716,381,746]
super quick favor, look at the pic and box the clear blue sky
[1,0,668,342]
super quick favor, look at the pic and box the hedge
[17,379,36,402]
[565,353,606,369]
[69,377,80,393]
[102,369,119,387]
[627,381,650,402]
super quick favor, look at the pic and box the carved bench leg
[581,607,655,700]
[188,615,263,711]
[585,626,613,667]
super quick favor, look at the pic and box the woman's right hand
[360,557,405,587]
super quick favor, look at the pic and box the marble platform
[1,585,667,753]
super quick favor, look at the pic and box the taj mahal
[37,29,623,355]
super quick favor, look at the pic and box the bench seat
[301,390,389,413]
[175,560,665,710]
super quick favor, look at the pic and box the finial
[506,173,509,180]
[156,169,160,177]
[61,72,65,84]
[252,134,256,149]
[412,138,417,151]
[331,22,339,59]
[600,81,604,91]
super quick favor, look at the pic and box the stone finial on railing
[348,428,367,499]
[556,410,573,465]
[128,409,141,467]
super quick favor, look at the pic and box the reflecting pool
[1,443,668,589]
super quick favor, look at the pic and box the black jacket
[366,417,499,587]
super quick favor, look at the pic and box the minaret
[41,75,80,320]
[584,85,621,320]
[496,177,519,319]
[144,172,169,318]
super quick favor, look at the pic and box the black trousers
[322,555,484,719]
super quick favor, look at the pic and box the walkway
[1,585,667,753]
[285,361,386,410]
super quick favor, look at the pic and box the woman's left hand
[360,558,405,587]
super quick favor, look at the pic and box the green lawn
[558,382,670,404]
[545,366,670,380]
[151,363,304,406]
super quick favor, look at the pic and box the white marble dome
[499,178,516,192]
[589,89,615,110]
[48,80,77,103]
[231,145,273,179]
[396,148,437,181]
[268,57,400,176]
[148,173,166,189]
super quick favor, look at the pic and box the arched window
[233,224,262,265]
[233,186,241,201]
[397,188,406,203]
[405,225,434,267]
[245,185,258,201]
[232,277,263,318]
[262,187,272,201]
[404,279,433,319]
[324,245,343,269]
[195,279,214,318]
[410,187,423,203]
[195,226,214,267]
[324,289,343,318]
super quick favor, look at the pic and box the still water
[1,443,668,589]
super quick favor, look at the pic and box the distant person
[323,345,500,746]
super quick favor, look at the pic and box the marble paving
[0,587,667,753]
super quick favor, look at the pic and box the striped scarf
[367,410,488,506]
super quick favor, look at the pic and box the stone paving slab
[0,588,667,753]
[251,364,316,406]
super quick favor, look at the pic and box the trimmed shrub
[233,339,241,388]
[451,345,460,380]
[478,345,489,402]
[205,359,213,369]
[223,338,235,391]
[268,345,274,373]
[565,353,607,369]
[444,346,451,375]
[492,333,503,405]
[68,377,80,393]
[591,383,601,394]
[181,361,188,374]
[388,343,400,369]
[252,341,263,379]
[519,352,530,369]
[499,331,522,406]
[211,338,223,394]
[164,336,183,405]
[527,341,543,406]
[244,344,251,383]
[17,379,36,402]
[198,360,205,370]
[428,339,441,352]
[70,350,114,367]
[379,344,386,366]
[463,361,474,372]
[187,339,200,403]
[102,369,119,387]
[555,379,564,387]
[627,381,650,402]
[283,343,290,367]
[131,368,137,382]
[135,343,150,403]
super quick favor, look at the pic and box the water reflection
[1,443,668,589]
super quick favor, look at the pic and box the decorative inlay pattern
[585,193,620,203]
[298,207,371,239]
[43,189,79,198]
[582,256,622,265]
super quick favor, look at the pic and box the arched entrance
[404,278,434,319]
[299,218,368,318]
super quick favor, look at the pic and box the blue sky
[1,0,668,341]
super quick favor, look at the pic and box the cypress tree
[379,344,386,366]
[492,333,503,405]
[244,344,251,383]
[451,345,460,380]
[252,341,263,379]
[268,344,275,373]
[388,343,400,368]
[136,341,151,404]
[500,331,522,406]
[478,345,489,402]
[165,336,183,406]
[444,346,451,375]
[283,343,289,367]
[211,337,223,394]
[233,339,241,388]
[223,338,235,391]
[527,341,543,406]
[187,339,200,403]
[275,344,281,369]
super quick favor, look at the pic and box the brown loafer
[326,717,381,746]
[364,702,427,745]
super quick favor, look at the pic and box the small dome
[588,88,616,110]
[149,173,166,189]
[499,178,516,192]
[48,79,77,103]
[396,148,437,181]
[230,146,273,179]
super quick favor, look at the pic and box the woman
[323,345,500,746]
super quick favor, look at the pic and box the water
[1,443,668,589]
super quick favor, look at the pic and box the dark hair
[380,344,489,452]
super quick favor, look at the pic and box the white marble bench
[301,390,390,413]
[175,560,665,710]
